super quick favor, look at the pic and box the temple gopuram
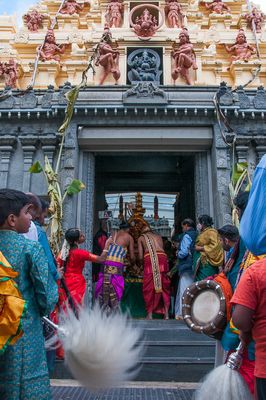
[0,0,265,251]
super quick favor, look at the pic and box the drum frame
[182,280,227,338]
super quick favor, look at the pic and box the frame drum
[182,280,227,339]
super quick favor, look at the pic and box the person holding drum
[193,215,224,281]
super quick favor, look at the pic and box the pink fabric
[95,272,124,302]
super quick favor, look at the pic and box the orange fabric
[214,272,233,321]
[231,259,266,379]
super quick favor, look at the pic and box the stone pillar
[194,152,211,218]
[255,139,266,162]
[20,137,37,192]
[212,123,231,226]
[84,152,95,307]
[236,143,248,163]
[0,137,16,187]
[40,136,57,167]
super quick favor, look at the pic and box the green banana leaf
[28,161,43,173]
[65,179,86,196]
[231,162,248,187]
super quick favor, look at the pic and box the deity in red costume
[138,227,171,320]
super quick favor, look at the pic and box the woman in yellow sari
[193,215,224,281]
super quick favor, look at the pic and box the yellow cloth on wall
[0,251,26,353]
[196,227,224,267]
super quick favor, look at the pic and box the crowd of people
[0,154,265,399]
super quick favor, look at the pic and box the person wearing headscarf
[193,215,224,281]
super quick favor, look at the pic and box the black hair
[234,191,250,213]
[65,228,81,247]
[119,221,130,230]
[198,214,213,227]
[26,192,42,211]
[0,189,30,226]
[40,198,49,211]
[181,218,196,229]
[218,224,239,242]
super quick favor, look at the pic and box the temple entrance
[93,153,195,317]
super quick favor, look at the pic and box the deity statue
[0,59,18,88]
[204,0,231,14]
[128,49,162,84]
[59,0,84,15]
[39,29,65,62]
[24,9,44,32]
[171,29,198,85]
[225,29,256,63]
[165,0,184,28]
[95,26,120,85]
[105,0,124,28]
[132,8,158,38]
[244,7,264,33]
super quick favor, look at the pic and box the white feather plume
[58,304,143,390]
[194,364,253,400]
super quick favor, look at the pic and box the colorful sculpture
[204,0,231,14]
[0,59,18,88]
[129,5,164,39]
[225,29,256,63]
[39,29,65,62]
[244,7,264,33]
[24,9,44,32]
[105,0,124,28]
[165,0,184,28]
[171,29,198,85]
[95,26,120,85]
[59,0,84,15]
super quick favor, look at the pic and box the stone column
[255,138,266,162]
[0,137,16,187]
[20,137,37,192]
[84,152,95,307]
[194,152,211,218]
[236,142,248,163]
[40,135,57,167]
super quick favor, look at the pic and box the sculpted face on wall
[95,25,120,85]
[39,29,66,62]
[105,0,124,28]
[171,29,198,85]
[225,29,256,64]
[0,59,18,88]
[24,9,44,31]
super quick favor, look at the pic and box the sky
[0,0,265,25]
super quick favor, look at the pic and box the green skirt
[193,252,218,281]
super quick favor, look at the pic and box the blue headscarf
[240,155,266,255]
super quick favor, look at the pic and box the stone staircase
[52,319,215,382]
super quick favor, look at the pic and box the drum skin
[182,280,227,339]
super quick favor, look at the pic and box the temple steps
[52,320,216,382]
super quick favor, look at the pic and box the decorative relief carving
[225,29,256,64]
[41,85,54,108]
[244,7,264,33]
[129,4,164,39]
[236,85,250,109]
[20,88,38,109]
[165,0,184,28]
[203,0,231,15]
[39,29,66,62]
[123,82,167,104]
[105,0,124,28]
[127,48,162,84]
[253,86,266,109]
[24,9,44,31]
[0,59,18,88]
[171,29,198,85]
[59,0,85,15]
[94,26,120,85]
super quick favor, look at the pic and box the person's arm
[138,237,144,262]
[178,234,192,259]
[231,268,257,345]
[128,235,136,264]
[29,242,58,316]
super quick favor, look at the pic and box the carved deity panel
[127,48,163,84]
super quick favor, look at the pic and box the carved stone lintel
[123,82,168,104]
